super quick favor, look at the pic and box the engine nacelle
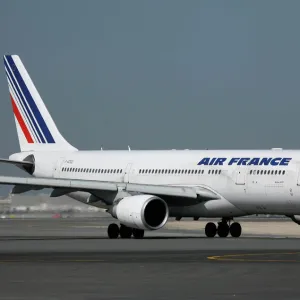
[289,215,300,225]
[111,195,169,231]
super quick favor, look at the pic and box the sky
[0,0,299,184]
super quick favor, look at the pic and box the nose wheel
[204,219,242,238]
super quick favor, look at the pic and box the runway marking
[207,252,300,262]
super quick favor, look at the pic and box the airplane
[2,54,300,239]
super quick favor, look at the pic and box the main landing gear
[107,223,145,239]
[205,218,242,238]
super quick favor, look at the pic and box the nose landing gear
[204,218,242,238]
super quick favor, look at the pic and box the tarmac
[0,217,300,300]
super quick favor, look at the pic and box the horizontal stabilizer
[0,158,33,167]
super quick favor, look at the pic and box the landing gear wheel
[205,222,217,238]
[107,223,119,239]
[217,222,229,238]
[132,228,144,239]
[120,225,132,239]
[230,222,242,238]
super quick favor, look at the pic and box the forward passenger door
[123,163,132,183]
[235,168,246,185]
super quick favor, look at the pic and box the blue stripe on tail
[4,58,43,143]
[5,55,55,143]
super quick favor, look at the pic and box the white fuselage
[11,148,300,218]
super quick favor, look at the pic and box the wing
[0,175,219,205]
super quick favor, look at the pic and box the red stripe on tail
[10,94,34,143]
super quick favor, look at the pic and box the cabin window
[283,170,285,175]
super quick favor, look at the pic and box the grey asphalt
[0,218,300,300]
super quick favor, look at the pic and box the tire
[205,222,217,238]
[107,223,119,239]
[230,222,242,238]
[120,225,132,239]
[217,222,229,238]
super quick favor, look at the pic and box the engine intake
[111,195,169,231]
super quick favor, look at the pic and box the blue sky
[0,0,299,186]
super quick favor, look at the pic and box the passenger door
[123,163,132,183]
[52,157,65,178]
[296,166,300,186]
[235,168,246,185]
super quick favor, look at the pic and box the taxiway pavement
[0,218,300,300]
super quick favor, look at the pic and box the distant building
[0,194,11,213]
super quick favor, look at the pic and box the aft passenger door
[52,157,66,178]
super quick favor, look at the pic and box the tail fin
[3,55,77,152]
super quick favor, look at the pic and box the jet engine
[111,194,169,230]
[289,215,300,225]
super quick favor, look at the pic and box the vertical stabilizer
[3,55,77,152]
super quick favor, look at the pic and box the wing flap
[126,183,198,198]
